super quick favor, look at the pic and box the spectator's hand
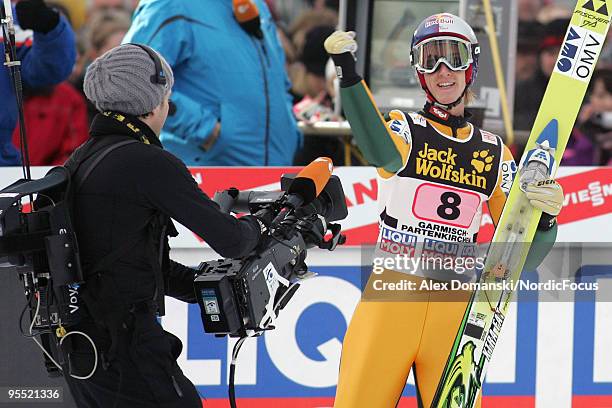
[578,102,594,124]
[324,31,357,55]
[16,0,59,34]
[524,179,564,216]
[200,122,221,151]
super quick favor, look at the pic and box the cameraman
[1,0,75,165]
[62,44,263,408]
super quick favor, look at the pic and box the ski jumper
[334,75,517,406]
[332,75,556,407]
[326,17,557,407]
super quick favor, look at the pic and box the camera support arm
[1,0,31,180]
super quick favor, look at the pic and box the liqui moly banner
[169,166,612,408]
[0,166,610,407]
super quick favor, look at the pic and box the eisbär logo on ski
[554,25,604,82]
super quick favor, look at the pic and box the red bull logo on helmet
[424,14,455,29]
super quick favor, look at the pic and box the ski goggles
[412,36,474,74]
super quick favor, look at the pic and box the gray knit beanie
[83,43,174,116]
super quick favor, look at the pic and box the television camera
[194,157,348,338]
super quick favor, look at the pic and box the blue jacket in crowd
[0,12,75,166]
[124,0,302,166]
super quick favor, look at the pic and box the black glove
[16,0,60,34]
[249,212,271,235]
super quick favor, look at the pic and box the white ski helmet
[410,13,480,106]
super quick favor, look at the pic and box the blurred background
[2,2,612,408]
[4,0,612,168]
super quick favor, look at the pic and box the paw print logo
[471,150,494,173]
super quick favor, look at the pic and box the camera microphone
[233,0,263,39]
[287,157,334,205]
[212,157,336,229]
[271,157,334,228]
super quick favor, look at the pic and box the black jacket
[70,113,261,306]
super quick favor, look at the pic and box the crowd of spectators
[515,0,612,165]
[4,0,341,166]
[3,0,612,167]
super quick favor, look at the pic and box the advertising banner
[0,166,610,407]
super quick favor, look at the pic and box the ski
[432,1,612,407]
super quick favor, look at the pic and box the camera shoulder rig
[0,138,138,374]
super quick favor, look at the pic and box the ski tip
[535,119,559,147]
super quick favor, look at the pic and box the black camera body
[194,173,348,337]
[195,232,305,335]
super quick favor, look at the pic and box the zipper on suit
[253,37,270,165]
